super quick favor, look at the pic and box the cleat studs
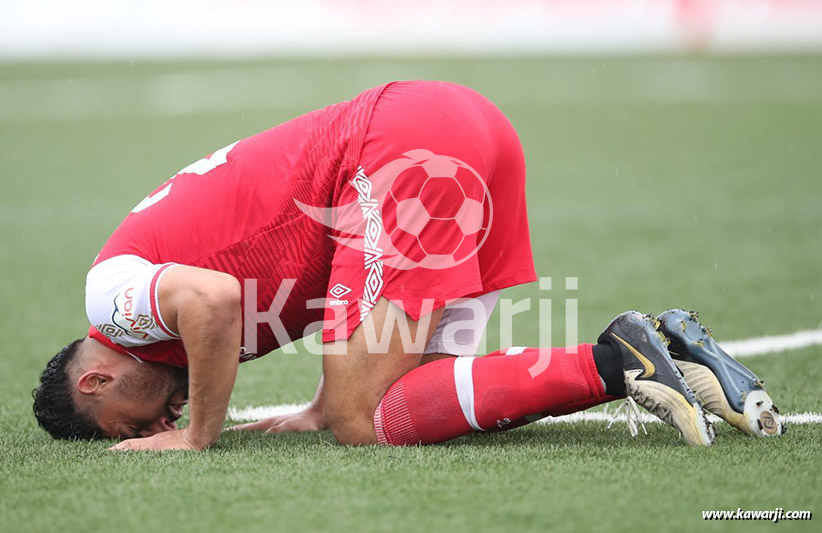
[759,412,778,435]
[773,404,780,414]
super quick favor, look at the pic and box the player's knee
[326,410,377,446]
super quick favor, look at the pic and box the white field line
[229,328,822,424]
[230,403,311,421]
[227,403,822,426]
[722,329,822,358]
[535,410,822,426]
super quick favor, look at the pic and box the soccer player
[32,81,782,450]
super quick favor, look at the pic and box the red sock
[373,344,617,445]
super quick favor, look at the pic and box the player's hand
[227,407,327,434]
[109,428,202,452]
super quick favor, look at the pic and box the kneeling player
[32,81,782,450]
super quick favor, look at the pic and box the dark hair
[32,338,105,440]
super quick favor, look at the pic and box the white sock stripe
[453,357,484,432]
[505,346,527,355]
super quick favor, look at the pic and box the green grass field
[1,56,821,532]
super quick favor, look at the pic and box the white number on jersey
[131,141,239,213]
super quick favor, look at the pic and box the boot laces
[606,397,649,438]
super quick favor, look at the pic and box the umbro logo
[329,283,352,299]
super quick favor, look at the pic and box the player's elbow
[208,274,242,309]
[189,273,242,321]
[161,267,243,328]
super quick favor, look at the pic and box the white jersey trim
[150,264,179,338]
[86,255,181,347]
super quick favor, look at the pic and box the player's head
[33,337,188,440]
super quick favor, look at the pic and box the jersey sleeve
[85,255,181,347]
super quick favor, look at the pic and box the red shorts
[322,81,536,342]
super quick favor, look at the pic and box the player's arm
[111,266,241,451]
[228,375,328,433]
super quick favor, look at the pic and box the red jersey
[86,81,536,367]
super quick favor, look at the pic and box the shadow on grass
[20,419,813,461]
[214,422,733,452]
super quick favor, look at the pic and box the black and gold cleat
[657,309,784,437]
[599,311,714,446]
